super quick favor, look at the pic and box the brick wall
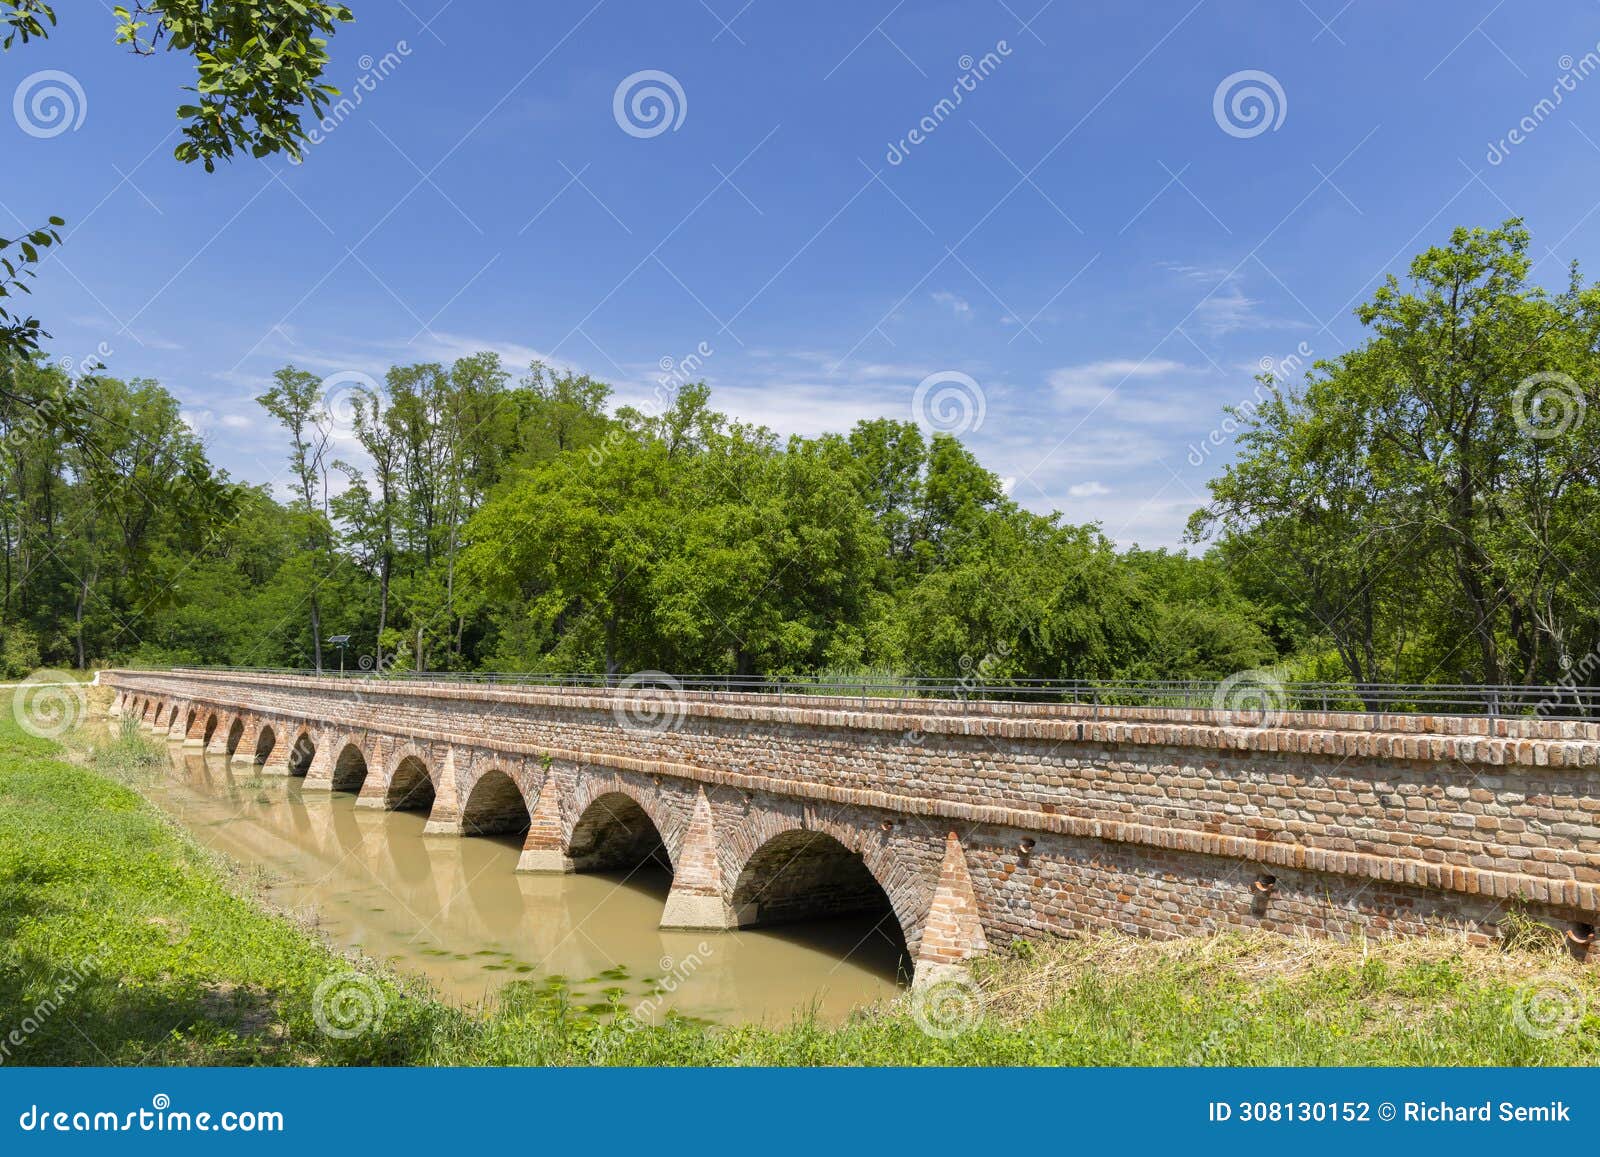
[105,670,1600,967]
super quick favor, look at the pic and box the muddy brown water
[141,744,908,1025]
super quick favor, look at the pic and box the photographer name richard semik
[1405,1101,1571,1124]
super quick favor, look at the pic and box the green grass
[2,697,1598,1066]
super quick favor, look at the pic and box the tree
[256,366,337,671]
[1192,220,1600,688]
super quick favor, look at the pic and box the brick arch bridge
[105,669,1600,980]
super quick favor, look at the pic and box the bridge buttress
[204,713,233,756]
[660,786,735,930]
[230,715,263,765]
[912,832,989,988]
[181,705,208,747]
[259,721,292,775]
[421,747,465,835]
[352,736,392,809]
[517,775,573,872]
[301,726,337,790]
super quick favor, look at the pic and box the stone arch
[725,815,923,956]
[201,712,219,746]
[225,716,244,755]
[330,741,369,792]
[567,789,674,873]
[286,728,316,776]
[459,767,530,837]
[253,723,277,765]
[152,701,166,726]
[384,751,436,812]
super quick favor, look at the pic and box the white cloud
[1067,480,1110,498]
[408,331,572,374]
[1158,262,1311,336]
[1049,358,1192,410]
[931,290,973,318]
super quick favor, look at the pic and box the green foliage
[1,348,1278,680]
[0,625,38,678]
[1193,219,1600,687]
[0,1,54,48]
[113,1,355,169]
[27,219,1600,692]
[0,218,63,359]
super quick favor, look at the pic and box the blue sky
[8,1,1600,546]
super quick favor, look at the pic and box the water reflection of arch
[283,779,336,849]
[436,834,529,944]
[329,794,385,857]
[178,750,212,788]
[382,809,445,887]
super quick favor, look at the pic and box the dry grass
[974,923,1591,1025]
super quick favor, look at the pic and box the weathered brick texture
[105,670,1600,975]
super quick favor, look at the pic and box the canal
[137,743,909,1025]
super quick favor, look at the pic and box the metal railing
[130,664,1600,722]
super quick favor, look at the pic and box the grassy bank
[2,697,1598,1066]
